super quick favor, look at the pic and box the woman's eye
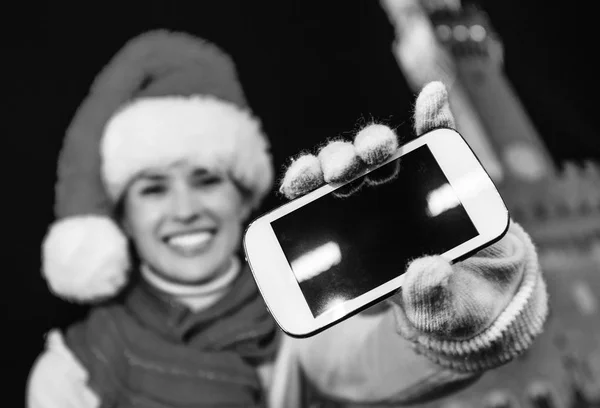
[140,184,166,195]
[193,174,222,187]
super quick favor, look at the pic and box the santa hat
[42,30,274,303]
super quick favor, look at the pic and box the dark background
[7,0,599,404]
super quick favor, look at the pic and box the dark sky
[6,0,599,404]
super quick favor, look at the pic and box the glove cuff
[392,223,549,373]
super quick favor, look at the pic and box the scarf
[65,262,279,407]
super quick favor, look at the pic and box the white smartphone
[244,127,510,338]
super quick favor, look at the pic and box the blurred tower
[424,1,557,184]
[381,1,600,407]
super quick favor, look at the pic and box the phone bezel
[243,127,510,338]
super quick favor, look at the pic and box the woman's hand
[26,330,100,408]
[278,81,548,372]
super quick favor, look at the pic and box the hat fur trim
[101,95,273,208]
[42,215,130,302]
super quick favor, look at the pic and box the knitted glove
[278,81,548,373]
[26,330,100,408]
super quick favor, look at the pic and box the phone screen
[270,145,479,317]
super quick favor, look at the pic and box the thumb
[395,255,510,340]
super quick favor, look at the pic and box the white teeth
[167,232,213,249]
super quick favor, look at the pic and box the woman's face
[122,161,250,284]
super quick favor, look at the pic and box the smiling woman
[40,30,274,303]
[28,30,281,408]
[122,161,250,286]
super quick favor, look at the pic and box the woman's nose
[171,186,200,222]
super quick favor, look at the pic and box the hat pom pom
[42,215,130,302]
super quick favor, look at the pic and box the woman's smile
[162,229,217,257]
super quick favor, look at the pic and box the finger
[395,255,496,340]
[317,140,363,184]
[413,81,456,136]
[353,124,399,166]
[397,256,458,336]
[279,153,324,200]
[46,332,91,381]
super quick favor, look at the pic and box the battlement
[502,160,600,246]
